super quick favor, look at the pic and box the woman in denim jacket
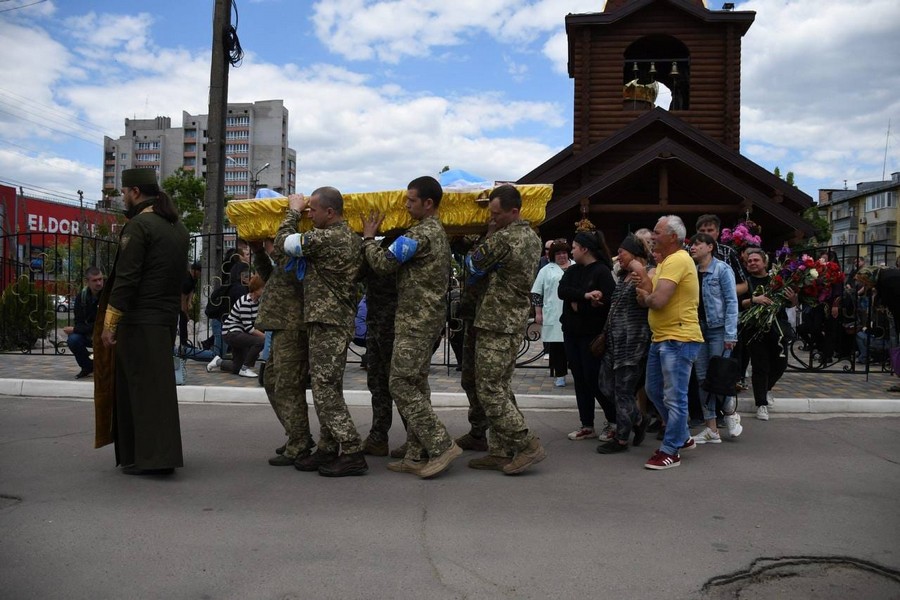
[689,233,741,442]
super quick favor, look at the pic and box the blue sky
[0,0,898,211]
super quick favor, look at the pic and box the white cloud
[1,6,566,200]
[739,0,900,188]
[310,0,598,65]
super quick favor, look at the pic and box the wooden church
[519,0,815,247]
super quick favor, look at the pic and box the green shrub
[0,277,56,351]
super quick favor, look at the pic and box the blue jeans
[645,340,701,456]
[260,330,273,362]
[694,325,734,421]
[856,331,888,362]
[67,332,93,371]
[211,319,226,357]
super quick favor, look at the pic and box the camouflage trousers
[460,320,489,437]
[263,328,313,458]
[366,324,399,443]
[389,332,453,459]
[474,327,532,456]
[307,322,361,454]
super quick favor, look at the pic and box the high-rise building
[102,99,297,199]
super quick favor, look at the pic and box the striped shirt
[223,293,259,335]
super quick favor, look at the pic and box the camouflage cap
[122,168,158,188]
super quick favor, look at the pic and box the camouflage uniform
[457,275,490,438]
[362,215,452,460]
[360,241,399,443]
[254,208,313,459]
[468,220,543,456]
[286,220,362,454]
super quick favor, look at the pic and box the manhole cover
[701,556,900,599]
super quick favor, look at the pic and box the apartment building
[820,171,900,265]
[102,99,297,199]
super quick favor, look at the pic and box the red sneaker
[644,450,681,470]
[680,437,696,451]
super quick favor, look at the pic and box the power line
[0,97,106,144]
[0,88,109,136]
[0,0,48,13]
[0,105,102,146]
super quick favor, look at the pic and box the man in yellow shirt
[634,215,704,470]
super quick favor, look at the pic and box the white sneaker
[239,366,258,378]
[598,422,615,441]
[766,391,775,405]
[693,427,722,444]
[567,427,596,441]
[724,413,743,437]
[206,356,222,373]
[554,376,566,387]
[756,405,769,421]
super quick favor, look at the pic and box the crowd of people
[89,168,899,478]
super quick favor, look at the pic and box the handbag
[590,332,607,358]
[702,355,741,396]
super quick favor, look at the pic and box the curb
[2,378,900,413]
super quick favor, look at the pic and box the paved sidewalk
[2,352,900,414]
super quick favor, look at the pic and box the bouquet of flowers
[739,254,845,342]
[720,221,762,252]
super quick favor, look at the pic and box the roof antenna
[883,118,891,181]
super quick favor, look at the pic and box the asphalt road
[2,398,899,599]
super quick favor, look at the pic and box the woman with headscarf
[531,239,573,387]
[595,234,652,453]
[557,230,617,441]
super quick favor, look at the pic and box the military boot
[455,432,488,452]
[362,436,389,457]
[386,458,426,475]
[502,438,546,475]
[318,451,368,477]
[389,442,408,459]
[294,449,337,472]
[418,442,463,479]
[467,455,512,471]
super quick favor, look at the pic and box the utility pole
[202,0,231,284]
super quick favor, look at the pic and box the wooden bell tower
[566,0,755,153]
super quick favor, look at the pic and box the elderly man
[65,266,104,379]
[99,168,189,476]
[635,215,703,470]
[282,187,366,477]
[362,176,461,479]
[465,185,546,474]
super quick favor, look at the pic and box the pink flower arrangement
[720,222,762,252]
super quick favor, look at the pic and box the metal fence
[1,233,894,376]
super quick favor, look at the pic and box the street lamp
[251,162,270,197]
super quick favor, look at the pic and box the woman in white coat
[531,240,573,387]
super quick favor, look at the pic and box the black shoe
[268,454,295,466]
[75,369,93,379]
[656,426,666,441]
[275,444,286,455]
[122,466,174,476]
[294,450,337,472]
[646,418,662,433]
[596,440,628,454]
[318,451,368,477]
[632,416,648,447]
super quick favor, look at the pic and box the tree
[786,171,795,186]
[803,206,831,244]
[773,166,782,179]
[162,168,206,233]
